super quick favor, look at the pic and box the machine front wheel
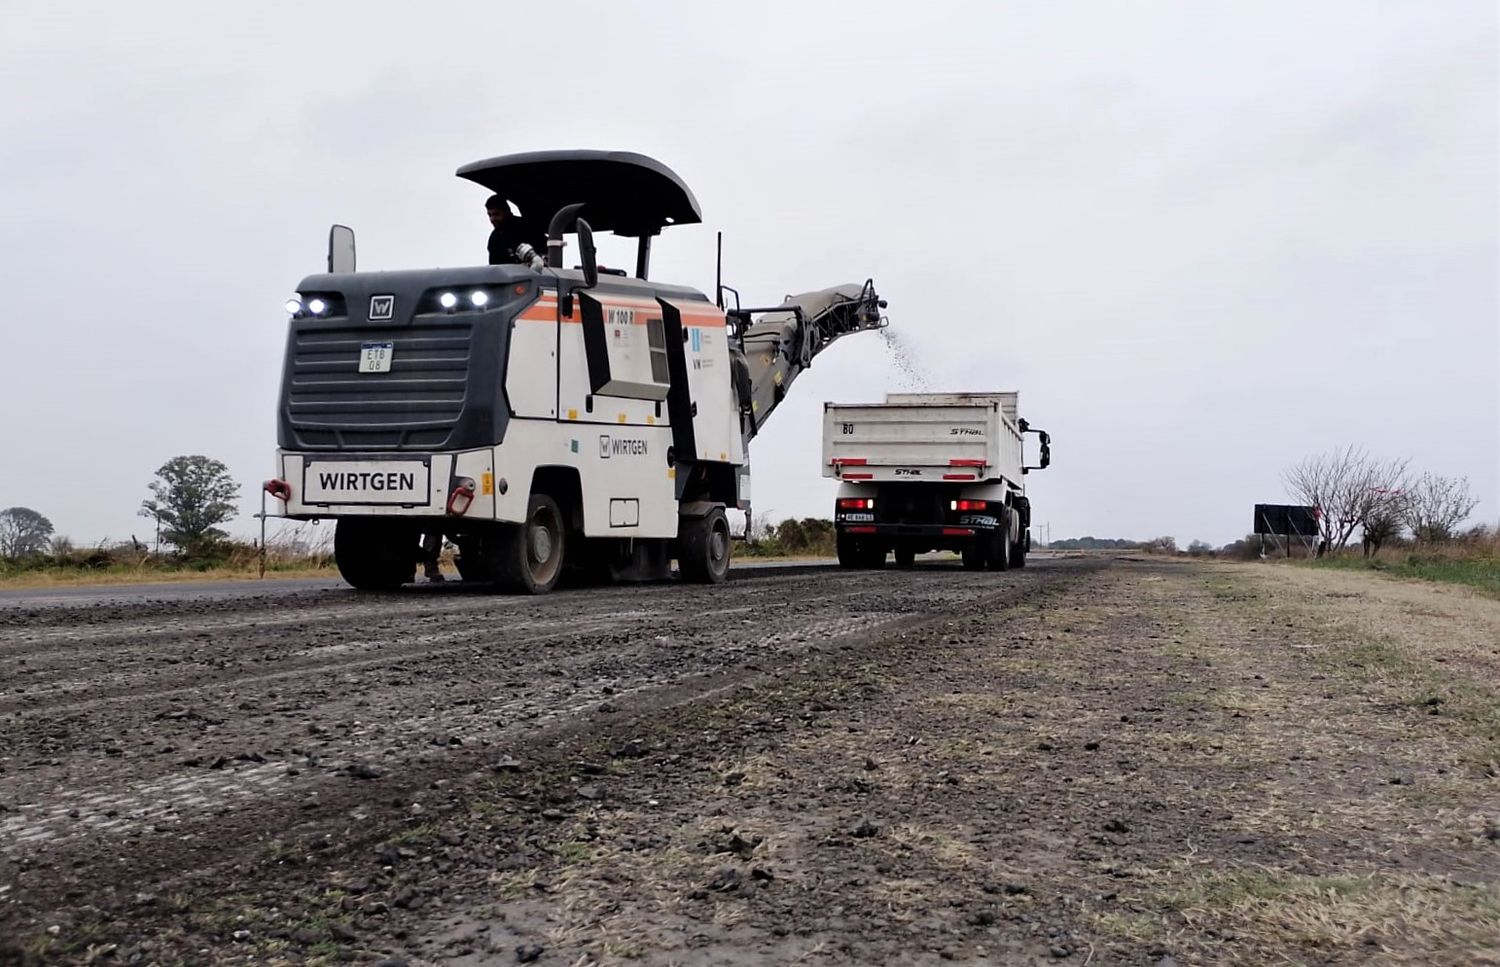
[334,518,415,591]
[491,495,567,594]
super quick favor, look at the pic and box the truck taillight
[837,498,874,510]
[950,499,987,511]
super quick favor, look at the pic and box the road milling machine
[266,150,887,593]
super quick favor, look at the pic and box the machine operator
[485,195,544,268]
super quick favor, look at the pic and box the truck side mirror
[576,218,599,289]
[328,224,356,274]
[1022,426,1051,473]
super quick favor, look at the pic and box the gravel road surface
[2,558,1496,965]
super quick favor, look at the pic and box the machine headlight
[284,298,302,315]
[307,297,328,315]
[438,291,458,309]
[469,289,490,308]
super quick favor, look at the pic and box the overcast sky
[1,0,1495,548]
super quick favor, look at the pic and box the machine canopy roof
[455,150,702,238]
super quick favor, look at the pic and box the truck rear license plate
[303,461,430,505]
[358,342,393,373]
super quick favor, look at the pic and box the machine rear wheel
[961,540,986,570]
[491,495,566,594]
[334,519,415,591]
[894,547,916,569]
[679,507,731,584]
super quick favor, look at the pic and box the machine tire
[961,539,986,570]
[491,494,567,594]
[894,546,916,569]
[836,534,863,569]
[679,507,731,584]
[1011,539,1027,569]
[453,543,483,582]
[334,518,414,591]
[862,545,888,569]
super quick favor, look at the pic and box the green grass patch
[1309,555,1500,599]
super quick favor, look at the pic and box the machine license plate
[843,513,875,523]
[303,460,430,505]
[358,341,393,373]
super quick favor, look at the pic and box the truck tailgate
[822,402,1021,483]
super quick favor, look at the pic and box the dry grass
[0,563,336,590]
[1153,865,1500,962]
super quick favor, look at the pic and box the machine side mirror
[576,218,598,289]
[327,224,356,274]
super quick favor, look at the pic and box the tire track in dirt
[0,567,1008,873]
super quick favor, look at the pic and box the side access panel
[659,297,743,466]
[555,289,676,538]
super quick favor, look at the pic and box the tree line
[1283,446,1478,557]
[1,455,240,563]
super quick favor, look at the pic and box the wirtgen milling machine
[267,150,887,593]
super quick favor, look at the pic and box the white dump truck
[822,392,1051,570]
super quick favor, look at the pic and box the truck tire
[961,540,986,570]
[679,507,731,584]
[491,494,566,594]
[335,518,414,591]
[988,526,1012,571]
[1011,538,1027,569]
[836,534,863,569]
[894,546,916,569]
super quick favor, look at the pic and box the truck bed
[821,395,1024,486]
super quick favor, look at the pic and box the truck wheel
[679,507,731,584]
[334,518,414,591]
[961,539,986,570]
[836,534,863,569]
[988,527,1012,571]
[862,545,888,569]
[894,547,916,569]
[1011,539,1027,569]
[491,494,566,594]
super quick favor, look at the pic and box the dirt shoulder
[5,559,1498,966]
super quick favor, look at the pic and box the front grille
[287,321,472,449]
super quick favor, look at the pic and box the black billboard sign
[1253,504,1319,537]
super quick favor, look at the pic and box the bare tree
[1402,474,1478,543]
[1283,447,1409,556]
[1360,504,1403,558]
